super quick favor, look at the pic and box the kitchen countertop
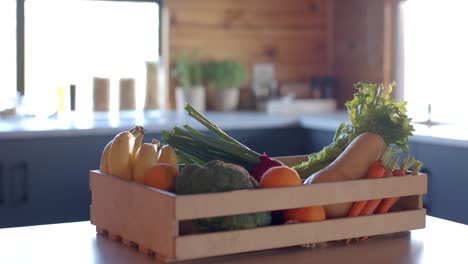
[0,216,466,264]
[1,110,468,148]
[0,111,301,139]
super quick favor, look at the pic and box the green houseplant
[203,60,246,111]
[171,53,206,112]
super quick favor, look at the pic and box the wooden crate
[90,155,427,262]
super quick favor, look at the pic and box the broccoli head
[175,160,271,231]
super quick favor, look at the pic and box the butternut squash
[304,132,386,218]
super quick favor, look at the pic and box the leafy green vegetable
[411,160,424,176]
[162,104,261,171]
[346,81,414,150]
[293,81,414,178]
[175,160,271,231]
[175,160,258,194]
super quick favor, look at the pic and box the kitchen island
[0,216,466,264]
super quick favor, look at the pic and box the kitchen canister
[144,62,158,110]
[93,77,110,112]
[119,78,136,110]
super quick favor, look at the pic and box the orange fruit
[284,206,326,223]
[260,166,302,188]
[143,163,179,191]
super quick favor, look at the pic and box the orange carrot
[393,167,407,177]
[359,157,399,241]
[345,147,396,244]
[360,157,399,216]
[346,160,386,219]
[376,157,420,214]
[366,160,387,178]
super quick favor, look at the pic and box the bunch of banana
[99,126,144,180]
[99,126,179,182]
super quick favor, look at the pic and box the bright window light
[0,0,17,110]
[24,0,159,116]
[403,0,468,124]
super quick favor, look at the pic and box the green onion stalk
[162,104,264,175]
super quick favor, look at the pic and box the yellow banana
[131,126,145,164]
[133,139,159,183]
[158,144,179,172]
[108,127,143,180]
[99,140,112,174]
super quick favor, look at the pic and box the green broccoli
[175,160,271,231]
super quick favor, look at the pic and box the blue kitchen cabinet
[0,135,111,228]
[0,138,42,228]
[0,127,307,228]
[0,143,31,228]
[226,127,307,157]
[305,129,335,153]
[412,143,468,224]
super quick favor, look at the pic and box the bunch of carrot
[345,147,423,244]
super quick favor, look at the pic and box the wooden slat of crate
[175,209,426,261]
[89,171,177,259]
[175,174,427,220]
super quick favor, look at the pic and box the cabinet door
[305,129,335,153]
[416,143,468,224]
[0,135,113,228]
[0,143,35,228]
[22,135,112,225]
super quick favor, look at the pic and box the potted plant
[171,53,205,112]
[203,60,246,111]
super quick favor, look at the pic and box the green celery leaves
[293,81,414,178]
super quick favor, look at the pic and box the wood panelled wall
[333,0,387,107]
[165,0,333,108]
[165,0,391,109]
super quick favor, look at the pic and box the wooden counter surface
[0,216,466,264]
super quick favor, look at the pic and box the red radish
[252,153,284,182]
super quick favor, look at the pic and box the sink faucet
[427,103,432,124]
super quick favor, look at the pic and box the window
[403,0,468,124]
[0,0,17,110]
[4,0,160,116]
